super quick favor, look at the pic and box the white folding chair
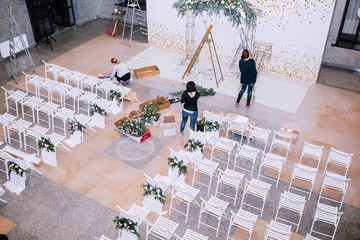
[240,178,271,217]
[264,220,292,240]
[67,71,86,88]
[210,137,237,169]
[192,157,219,194]
[176,228,208,240]
[225,115,250,145]
[288,163,318,200]
[299,141,324,169]
[188,128,207,146]
[258,153,286,188]
[24,125,50,155]
[323,147,353,177]
[97,81,118,100]
[227,209,257,240]
[119,85,134,103]
[51,82,72,107]
[198,196,229,237]
[65,88,85,112]
[318,171,351,209]
[116,204,149,240]
[215,169,244,206]
[57,67,74,84]
[7,119,32,149]
[74,113,96,133]
[21,96,44,123]
[2,87,27,117]
[169,183,200,223]
[153,174,172,195]
[0,187,7,203]
[275,191,306,232]
[48,132,70,152]
[38,79,57,101]
[269,131,292,159]
[52,108,75,136]
[37,101,59,129]
[146,216,179,240]
[79,92,99,115]
[81,75,100,92]
[0,113,17,143]
[309,203,342,240]
[24,73,45,97]
[234,144,260,179]
[247,126,271,152]
[43,60,64,81]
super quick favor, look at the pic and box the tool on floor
[122,0,147,46]
[8,6,38,84]
[181,25,224,88]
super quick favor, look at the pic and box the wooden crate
[134,65,160,78]
[139,96,170,111]
[114,117,151,143]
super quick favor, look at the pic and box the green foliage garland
[90,104,108,117]
[168,157,188,176]
[170,84,216,99]
[7,161,27,177]
[184,139,204,153]
[173,0,257,27]
[205,120,220,132]
[141,182,166,205]
[69,120,86,135]
[113,216,140,237]
[110,90,122,106]
[37,137,55,152]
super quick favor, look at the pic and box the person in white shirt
[110,58,131,85]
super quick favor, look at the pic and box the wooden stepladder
[181,25,224,88]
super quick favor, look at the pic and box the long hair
[241,49,250,60]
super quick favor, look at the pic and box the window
[335,0,360,50]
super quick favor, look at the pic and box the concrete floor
[0,18,359,240]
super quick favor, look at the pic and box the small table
[278,122,300,144]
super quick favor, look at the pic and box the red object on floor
[106,29,113,35]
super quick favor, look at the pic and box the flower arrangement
[168,157,188,176]
[90,104,108,117]
[116,118,147,137]
[110,90,122,106]
[139,105,160,124]
[184,139,204,153]
[113,216,140,237]
[69,120,86,135]
[7,161,27,177]
[37,137,55,152]
[205,120,220,132]
[173,0,258,27]
[141,182,166,205]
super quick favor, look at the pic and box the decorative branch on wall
[173,0,257,27]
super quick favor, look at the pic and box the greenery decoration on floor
[113,216,140,237]
[170,84,216,99]
[173,0,257,27]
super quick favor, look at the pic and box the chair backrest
[116,205,141,226]
[263,153,286,165]
[323,171,351,190]
[266,220,292,240]
[251,126,271,141]
[300,141,324,169]
[230,210,256,228]
[328,147,353,167]
[200,197,225,214]
[144,173,167,192]
[237,144,260,160]
[272,131,292,144]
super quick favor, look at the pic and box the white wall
[147,0,337,83]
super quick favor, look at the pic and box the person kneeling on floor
[110,58,131,85]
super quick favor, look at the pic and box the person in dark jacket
[180,81,200,134]
[235,49,257,108]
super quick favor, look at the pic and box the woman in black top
[180,81,200,134]
[235,49,257,108]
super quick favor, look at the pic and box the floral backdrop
[147,0,336,83]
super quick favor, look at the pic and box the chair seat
[267,220,292,240]
[182,228,208,240]
[219,169,244,188]
[237,145,259,162]
[262,155,285,171]
[232,209,258,230]
[323,172,347,191]
[58,69,74,79]
[80,92,98,103]
[150,216,179,238]
[214,138,235,152]
[315,203,339,225]
[175,184,200,203]
[197,160,219,176]
[23,96,44,108]
[128,203,150,220]
[53,109,74,120]
[10,119,32,131]
[52,83,71,93]
[293,164,317,181]
[74,114,92,125]
[26,125,49,138]
[49,133,65,145]
[203,196,229,217]
[273,138,291,148]
[280,191,306,213]
[66,88,83,98]
[246,179,271,200]
[40,81,57,89]
[0,113,17,123]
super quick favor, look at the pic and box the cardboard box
[139,96,170,111]
[162,115,176,136]
[114,117,151,143]
[134,65,160,79]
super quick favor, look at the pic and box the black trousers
[115,72,131,83]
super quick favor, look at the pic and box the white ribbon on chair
[89,112,105,129]
[142,195,166,215]
[109,99,123,115]
[4,171,26,195]
[64,131,82,148]
[118,229,138,240]
[42,149,57,166]
[168,166,186,187]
